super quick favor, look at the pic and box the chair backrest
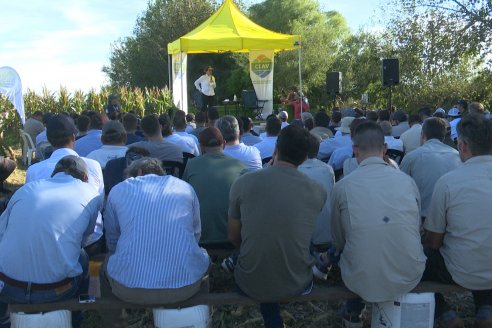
[19,129,36,149]
[183,152,195,168]
[162,160,185,179]
[241,90,258,108]
[386,149,404,165]
[262,156,272,165]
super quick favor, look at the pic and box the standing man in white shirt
[194,66,216,112]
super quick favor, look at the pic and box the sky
[0,0,382,94]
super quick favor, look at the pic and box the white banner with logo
[172,53,188,113]
[249,50,274,117]
[0,66,25,124]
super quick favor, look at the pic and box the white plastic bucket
[371,292,435,328]
[153,305,210,328]
[10,310,71,328]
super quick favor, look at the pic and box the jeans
[0,249,89,327]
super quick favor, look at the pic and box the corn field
[0,86,173,145]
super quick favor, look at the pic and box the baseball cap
[51,155,88,181]
[199,127,224,147]
[46,115,77,141]
[447,108,461,117]
[278,111,288,119]
[433,108,446,115]
[335,116,356,133]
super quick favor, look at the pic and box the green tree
[249,0,351,106]
[103,0,217,89]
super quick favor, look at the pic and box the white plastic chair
[19,129,36,166]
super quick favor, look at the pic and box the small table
[222,100,241,116]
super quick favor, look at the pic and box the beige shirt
[400,139,462,217]
[425,155,492,290]
[400,124,422,153]
[331,157,426,302]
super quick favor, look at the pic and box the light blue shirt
[318,134,352,161]
[175,131,200,155]
[0,173,102,283]
[165,134,199,156]
[74,129,103,157]
[105,174,209,289]
[253,136,277,159]
[25,148,104,245]
[328,146,353,171]
[241,132,262,146]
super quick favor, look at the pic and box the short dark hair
[418,106,432,119]
[195,111,207,124]
[393,110,407,123]
[236,116,244,135]
[158,114,173,136]
[331,111,342,124]
[457,114,492,156]
[90,113,104,130]
[422,117,446,142]
[76,115,91,133]
[266,116,281,136]
[173,110,187,130]
[468,101,485,114]
[378,109,390,122]
[32,110,43,118]
[186,113,195,123]
[240,116,252,132]
[141,115,161,137]
[408,114,421,125]
[349,118,365,137]
[276,125,310,166]
[352,121,385,153]
[366,111,378,122]
[208,107,219,121]
[306,133,320,159]
[124,157,165,178]
[122,113,138,132]
[314,111,330,127]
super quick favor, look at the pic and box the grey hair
[124,157,165,178]
[215,115,239,142]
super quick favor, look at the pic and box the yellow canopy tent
[167,0,304,114]
[167,0,300,54]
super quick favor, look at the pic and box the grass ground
[2,148,478,327]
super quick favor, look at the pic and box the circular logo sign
[251,55,273,78]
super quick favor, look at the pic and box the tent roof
[167,0,300,54]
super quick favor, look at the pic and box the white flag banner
[172,53,188,113]
[0,66,25,125]
[249,50,274,117]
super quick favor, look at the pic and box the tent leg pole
[180,52,184,112]
[168,55,172,93]
[298,47,303,115]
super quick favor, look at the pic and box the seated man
[380,121,403,152]
[424,114,492,328]
[240,116,262,146]
[173,110,200,156]
[310,111,333,141]
[253,115,281,160]
[103,157,210,304]
[318,116,354,161]
[129,114,183,163]
[74,112,104,157]
[190,111,207,138]
[400,117,461,220]
[159,114,199,156]
[228,125,326,328]
[182,127,247,248]
[87,120,128,168]
[216,115,262,170]
[331,121,425,326]
[122,113,143,145]
[0,156,102,325]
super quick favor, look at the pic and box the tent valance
[167,0,301,54]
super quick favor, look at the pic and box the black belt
[0,272,72,291]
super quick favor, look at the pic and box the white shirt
[281,122,289,129]
[194,74,216,96]
[25,148,104,245]
[224,143,262,171]
[400,124,422,153]
[298,159,335,245]
[165,134,199,156]
[384,136,404,152]
[87,145,128,168]
[253,136,277,159]
[449,117,461,140]
[175,131,200,155]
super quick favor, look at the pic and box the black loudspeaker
[382,59,400,87]
[326,72,342,94]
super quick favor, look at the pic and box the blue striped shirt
[105,174,209,289]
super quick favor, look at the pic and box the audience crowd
[0,99,491,328]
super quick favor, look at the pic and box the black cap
[51,155,88,181]
[46,115,77,141]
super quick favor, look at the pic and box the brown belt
[0,272,72,291]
